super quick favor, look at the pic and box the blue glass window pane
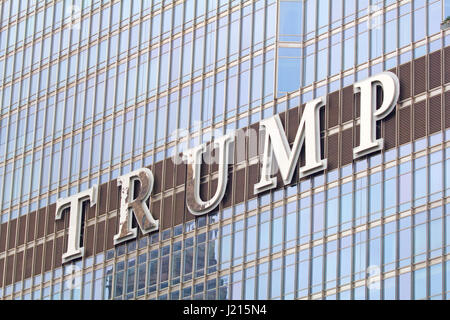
[399,272,411,300]
[297,260,309,295]
[343,36,355,70]
[430,264,442,298]
[305,0,316,34]
[414,268,426,300]
[446,0,450,18]
[279,1,302,42]
[277,48,301,96]
[384,277,396,299]
[318,0,329,32]
[399,13,411,47]
[258,273,268,299]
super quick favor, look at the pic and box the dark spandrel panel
[235,169,246,204]
[413,100,427,140]
[17,215,26,246]
[164,159,174,191]
[341,86,353,123]
[55,209,65,232]
[134,180,142,198]
[66,208,70,230]
[340,128,353,166]
[354,92,360,118]
[151,199,161,222]
[287,107,299,143]
[320,106,326,133]
[7,219,16,251]
[44,240,53,272]
[37,208,46,239]
[24,247,33,278]
[200,181,209,206]
[84,224,95,257]
[445,46,450,84]
[106,217,117,251]
[5,254,13,286]
[413,56,426,96]
[445,91,450,128]
[399,106,411,145]
[87,201,96,220]
[174,192,185,226]
[26,211,36,242]
[376,85,384,110]
[327,91,340,129]
[94,221,105,255]
[108,179,119,212]
[429,50,442,89]
[383,107,397,150]
[327,134,339,170]
[354,125,360,149]
[429,95,442,134]
[98,183,108,216]
[184,201,195,224]
[0,223,7,252]
[399,62,411,101]
[162,195,173,229]
[176,163,186,187]
[153,162,163,194]
[33,243,43,277]
[221,171,233,208]
[46,204,56,235]
[247,164,259,200]
[279,112,286,129]
[54,237,63,268]
[0,258,4,287]
[15,251,23,282]
[65,209,70,228]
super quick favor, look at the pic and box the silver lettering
[254,97,327,194]
[55,185,98,263]
[353,71,399,158]
[114,168,158,245]
[183,134,234,215]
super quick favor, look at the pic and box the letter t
[55,185,98,264]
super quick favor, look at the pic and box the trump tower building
[1,0,450,301]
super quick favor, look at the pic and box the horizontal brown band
[0,46,449,287]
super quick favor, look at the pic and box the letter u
[183,134,234,215]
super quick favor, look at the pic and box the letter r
[114,168,158,245]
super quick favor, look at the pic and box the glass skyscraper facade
[0,0,450,300]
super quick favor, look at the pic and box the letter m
[254,97,327,194]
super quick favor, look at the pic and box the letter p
[353,71,399,159]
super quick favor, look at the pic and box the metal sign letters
[57,72,400,263]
